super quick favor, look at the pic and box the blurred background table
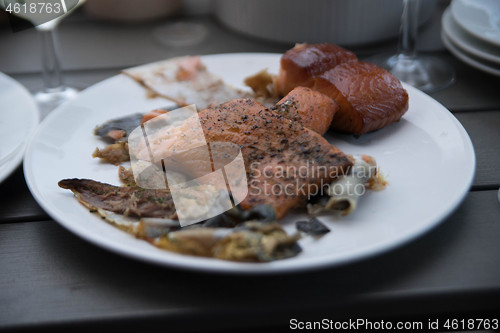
[1,1,500,332]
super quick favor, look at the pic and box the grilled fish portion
[141,99,352,220]
[58,179,176,219]
[203,100,352,219]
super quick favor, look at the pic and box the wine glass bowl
[369,0,455,93]
[1,0,85,118]
[34,18,80,118]
[374,53,455,93]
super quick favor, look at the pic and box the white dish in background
[214,0,437,46]
[442,31,500,77]
[24,53,475,274]
[451,0,500,47]
[0,73,39,184]
[442,8,500,65]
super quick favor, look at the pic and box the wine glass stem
[38,27,64,92]
[398,0,419,59]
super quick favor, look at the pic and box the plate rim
[441,30,500,77]
[23,53,476,274]
[442,8,500,65]
[451,0,500,47]
[0,72,39,184]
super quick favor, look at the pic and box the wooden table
[1,6,500,332]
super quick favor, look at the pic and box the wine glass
[33,17,80,119]
[369,0,455,93]
[1,0,85,118]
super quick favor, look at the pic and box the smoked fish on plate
[276,43,409,135]
[138,99,352,220]
[275,43,357,97]
[273,86,338,135]
[312,62,409,134]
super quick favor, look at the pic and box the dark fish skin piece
[296,217,330,236]
[202,204,276,228]
[58,179,176,219]
[94,113,144,143]
[94,106,178,143]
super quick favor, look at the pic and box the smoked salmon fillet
[140,87,339,135]
[275,43,357,97]
[140,99,352,220]
[275,43,409,135]
[202,99,352,219]
[312,62,409,134]
[273,87,338,135]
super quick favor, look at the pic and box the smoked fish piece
[273,86,338,135]
[201,100,352,219]
[312,62,409,134]
[275,43,357,96]
[140,99,352,220]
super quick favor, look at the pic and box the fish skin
[58,179,176,219]
[94,113,144,143]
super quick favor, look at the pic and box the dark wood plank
[0,165,48,223]
[430,56,500,112]
[454,110,500,188]
[1,190,499,331]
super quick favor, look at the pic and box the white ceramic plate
[0,73,39,184]
[442,8,500,64]
[24,54,475,274]
[451,0,500,47]
[442,30,500,77]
